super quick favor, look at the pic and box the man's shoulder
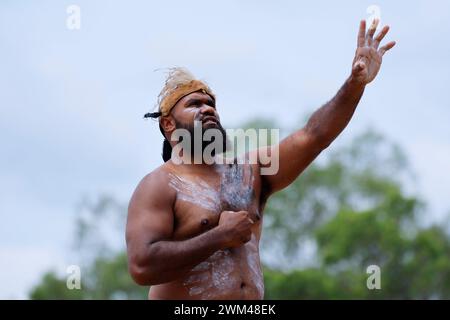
[135,162,176,197]
[142,162,170,179]
[128,163,176,217]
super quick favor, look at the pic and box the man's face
[168,91,228,156]
[171,91,221,130]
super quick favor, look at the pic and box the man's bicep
[255,128,323,197]
[126,174,175,255]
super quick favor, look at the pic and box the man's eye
[187,102,215,108]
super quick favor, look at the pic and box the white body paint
[183,236,264,299]
[168,173,222,212]
[169,163,263,298]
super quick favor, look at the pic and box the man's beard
[174,118,229,159]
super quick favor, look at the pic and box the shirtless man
[126,19,395,299]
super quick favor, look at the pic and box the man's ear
[160,116,176,134]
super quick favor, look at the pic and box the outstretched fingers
[373,25,390,49]
[378,41,396,56]
[366,18,379,46]
[357,20,366,47]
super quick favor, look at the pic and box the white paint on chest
[169,162,262,298]
[168,173,221,212]
[168,163,255,213]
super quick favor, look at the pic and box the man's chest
[168,164,263,240]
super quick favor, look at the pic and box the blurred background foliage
[29,119,450,299]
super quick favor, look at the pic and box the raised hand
[351,19,396,85]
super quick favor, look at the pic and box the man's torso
[148,160,267,300]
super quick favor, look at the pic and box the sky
[1,0,449,298]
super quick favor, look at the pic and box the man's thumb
[353,61,365,72]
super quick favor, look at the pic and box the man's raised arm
[126,170,254,285]
[259,19,396,197]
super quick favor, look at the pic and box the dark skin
[126,19,395,299]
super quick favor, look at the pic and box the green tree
[30,195,148,299]
[30,253,149,300]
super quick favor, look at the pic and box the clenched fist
[217,210,254,248]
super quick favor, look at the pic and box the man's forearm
[131,226,228,285]
[305,76,365,149]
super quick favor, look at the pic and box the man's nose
[199,104,216,116]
